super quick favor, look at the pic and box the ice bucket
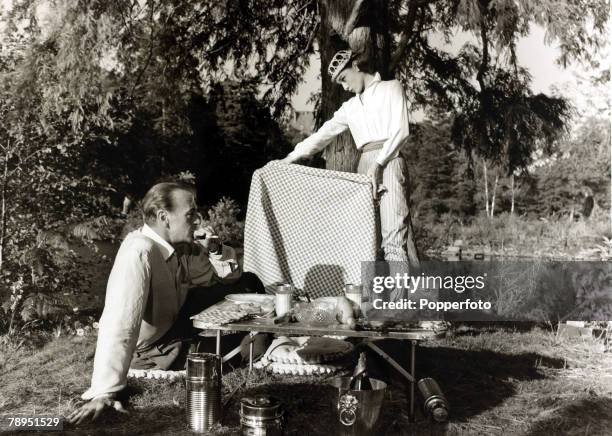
[329,376,387,436]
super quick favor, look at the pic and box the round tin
[240,396,283,435]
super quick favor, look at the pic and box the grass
[2,219,611,435]
[1,326,610,435]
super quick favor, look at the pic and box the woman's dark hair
[141,182,196,224]
[349,52,377,75]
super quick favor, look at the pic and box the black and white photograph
[0,1,610,435]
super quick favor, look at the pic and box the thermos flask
[417,378,449,422]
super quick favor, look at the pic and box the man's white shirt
[82,224,239,400]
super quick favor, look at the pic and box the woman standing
[281,50,418,271]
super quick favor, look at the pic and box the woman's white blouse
[287,73,410,166]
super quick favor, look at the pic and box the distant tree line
[405,116,610,223]
[117,79,290,207]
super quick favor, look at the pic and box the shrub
[69,215,125,242]
[200,197,245,246]
[0,229,95,335]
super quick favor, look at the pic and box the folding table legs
[364,339,418,422]
[365,342,415,381]
[248,331,255,372]
[213,330,258,371]
[410,339,417,422]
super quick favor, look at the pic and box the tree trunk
[0,153,7,273]
[510,174,515,215]
[319,0,360,172]
[483,159,490,216]
[490,174,499,217]
[320,0,391,172]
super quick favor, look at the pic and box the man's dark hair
[142,182,196,225]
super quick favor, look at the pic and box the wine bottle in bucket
[349,353,373,391]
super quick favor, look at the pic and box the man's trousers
[130,272,265,370]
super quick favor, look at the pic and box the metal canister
[186,353,222,432]
[417,378,449,422]
[240,396,283,436]
[187,352,221,379]
[275,284,294,317]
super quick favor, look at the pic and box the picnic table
[192,299,444,421]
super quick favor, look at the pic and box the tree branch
[390,1,426,70]
[129,4,157,98]
[295,0,315,16]
[343,0,366,39]
[304,22,320,52]
[476,1,489,93]
[394,0,419,50]
[6,145,49,179]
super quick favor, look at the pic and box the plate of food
[225,293,274,304]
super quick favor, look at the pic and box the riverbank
[420,213,611,261]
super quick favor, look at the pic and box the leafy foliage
[0,1,608,332]
[201,197,245,246]
[404,119,477,221]
[1,1,605,208]
[0,33,112,333]
[5,0,604,173]
[527,117,611,216]
[0,236,91,334]
[198,80,291,206]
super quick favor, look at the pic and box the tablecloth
[244,162,377,298]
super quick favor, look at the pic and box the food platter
[225,294,275,304]
[312,296,338,307]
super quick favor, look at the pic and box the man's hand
[367,162,384,199]
[66,395,127,426]
[195,226,222,254]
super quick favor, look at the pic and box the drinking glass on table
[275,284,294,317]
[344,284,363,314]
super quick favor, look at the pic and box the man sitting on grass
[68,182,262,425]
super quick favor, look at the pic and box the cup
[344,284,363,314]
[275,284,294,317]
